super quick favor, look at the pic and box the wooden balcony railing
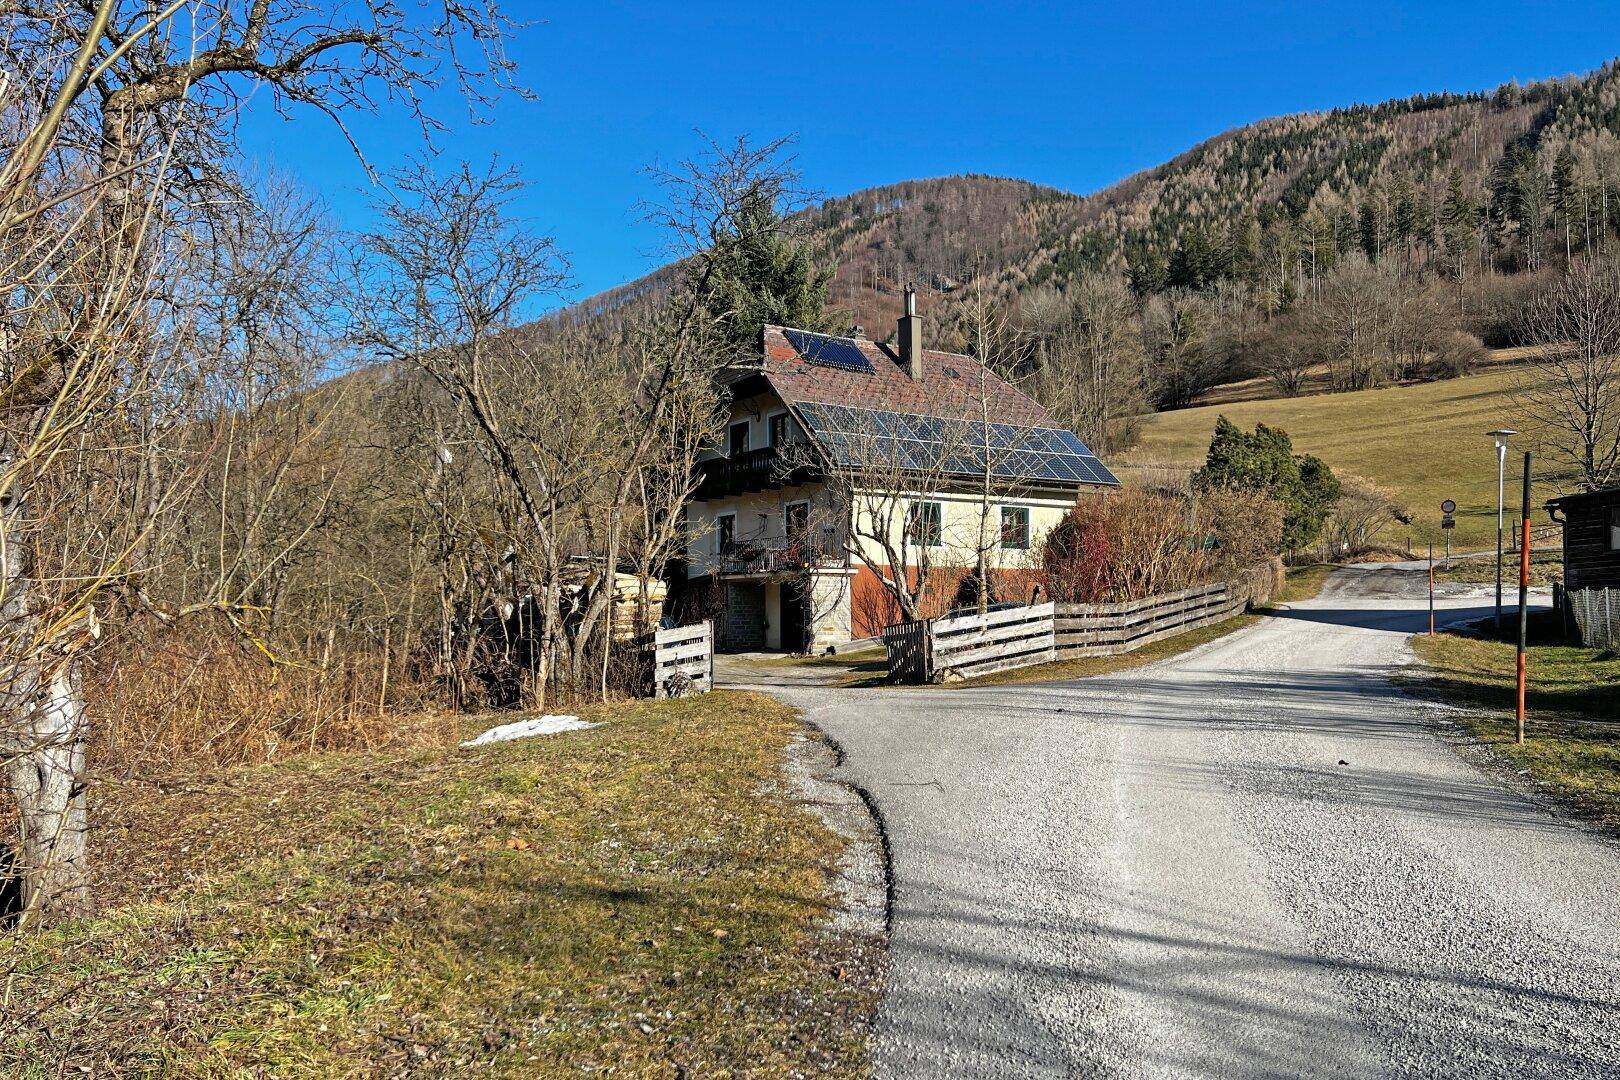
[694,446,816,499]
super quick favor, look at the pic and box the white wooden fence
[647,620,714,698]
[884,582,1248,683]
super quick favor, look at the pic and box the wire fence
[1566,587,1619,650]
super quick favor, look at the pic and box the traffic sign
[1440,499,1456,514]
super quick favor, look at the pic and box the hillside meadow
[1119,369,1577,551]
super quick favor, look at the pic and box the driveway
[722,567,1620,1078]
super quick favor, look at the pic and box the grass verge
[1,692,880,1077]
[1409,614,1620,830]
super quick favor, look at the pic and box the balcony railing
[695,445,816,499]
[717,529,844,577]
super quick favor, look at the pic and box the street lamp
[1489,429,1518,632]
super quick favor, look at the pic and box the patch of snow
[460,715,595,747]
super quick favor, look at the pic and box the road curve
[728,568,1620,1079]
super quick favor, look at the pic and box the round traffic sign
[1440,499,1456,514]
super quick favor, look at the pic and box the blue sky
[237,1,1620,314]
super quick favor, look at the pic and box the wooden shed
[1546,487,1620,590]
[1546,487,1620,647]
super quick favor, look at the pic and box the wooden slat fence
[929,603,1056,679]
[646,620,714,698]
[885,579,1255,683]
[881,618,931,684]
[1054,583,1241,657]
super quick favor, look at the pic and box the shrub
[1427,329,1487,379]
[1327,477,1410,556]
[1194,416,1341,551]
[1042,489,1215,603]
[1199,488,1286,571]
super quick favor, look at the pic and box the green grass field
[1121,370,1577,550]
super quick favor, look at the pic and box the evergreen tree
[1225,215,1262,285]
[1125,245,1169,295]
[1195,417,1341,550]
[1441,171,1478,278]
[1168,226,1222,290]
[1390,174,1418,249]
[1358,200,1382,262]
[1552,146,1582,260]
[697,191,833,355]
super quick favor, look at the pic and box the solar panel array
[792,401,1120,486]
[784,329,874,373]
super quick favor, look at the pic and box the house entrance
[782,578,811,653]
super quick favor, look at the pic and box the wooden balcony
[694,446,817,499]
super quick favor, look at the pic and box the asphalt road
[723,568,1620,1078]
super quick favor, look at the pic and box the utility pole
[1490,430,1517,633]
[1428,542,1435,636]
[1516,451,1532,745]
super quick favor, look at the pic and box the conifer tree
[1552,147,1581,261]
[699,191,834,355]
[1441,171,1478,279]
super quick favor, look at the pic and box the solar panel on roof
[790,401,1120,487]
[784,329,874,373]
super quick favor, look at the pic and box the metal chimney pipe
[899,284,922,380]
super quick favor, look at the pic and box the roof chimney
[898,284,923,380]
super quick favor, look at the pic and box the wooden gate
[647,621,714,698]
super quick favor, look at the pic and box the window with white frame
[1609,506,1620,552]
[716,513,736,554]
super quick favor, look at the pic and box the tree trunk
[6,663,89,928]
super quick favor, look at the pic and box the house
[1546,486,1620,646]
[682,288,1120,653]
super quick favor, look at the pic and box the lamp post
[1489,429,1517,633]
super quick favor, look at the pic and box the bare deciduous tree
[1517,255,1620,489]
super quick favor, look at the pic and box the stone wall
[722,581,766,651]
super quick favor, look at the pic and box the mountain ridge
[556,61,1620,348]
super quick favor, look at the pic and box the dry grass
[1410,616,1620,829]
[1184,344,1548,407]
[1,692,880,1077]
[1121,368,1576,550]
[89,626,454,776]
[1431,551,1563,587]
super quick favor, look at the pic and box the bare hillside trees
[1024,272,1147,453]
[355,158,736,707]
[1517,256,1620,489]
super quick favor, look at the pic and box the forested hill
[565,61,1620,341]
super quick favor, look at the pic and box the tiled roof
[759,325,1055,428]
